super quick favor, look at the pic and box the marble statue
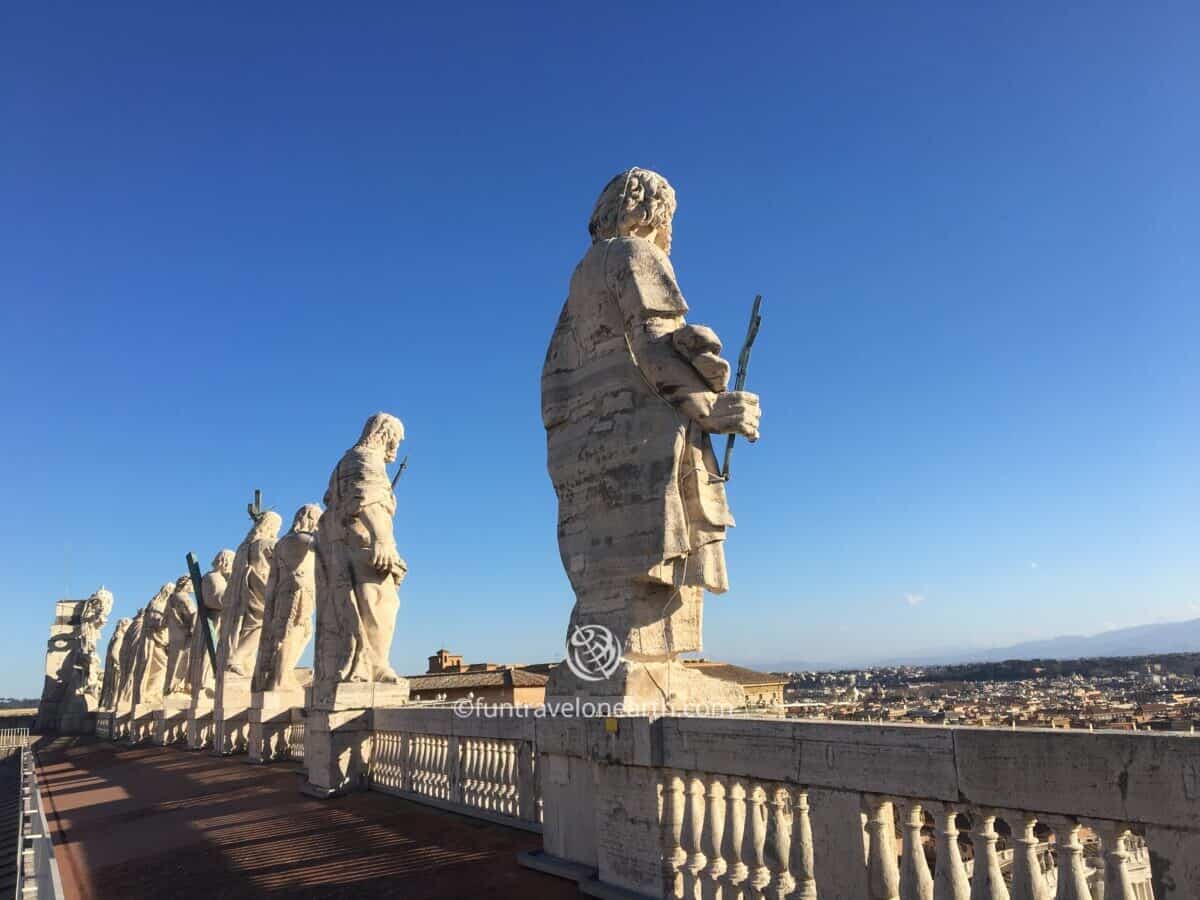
[163,576,195,695]
[221,512,282,677]
[74,587,114,703]
[253,504,320,692]
[98,617,132,709]
[133,583,174,706]
[541,168,762,708]
[115,608,145,708]
[187,549,234,698]
[34,587,114,733]
[313,413,407,689]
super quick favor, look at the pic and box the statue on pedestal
[115,608,145,709]
[99,617,132,710]
[163,576,195,695]
[541,168,762,709]
[221,512,282,678]
[254,504,320,693]
[313,413,407,689]
[188,549,234,698]
[73,587,114,705]
[133,583,174,706]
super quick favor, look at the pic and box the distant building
[682,660,788,707]
[408,649,549,705]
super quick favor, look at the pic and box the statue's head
[87,587,114,618]
[291,503,322,534]
[156,583,174,602]
[114,617,132,636]
[212,549,235,575]
[589,168,677,254]
[131,608,144,622]
[174,575,192,593]
[356,412,405,463]
[251,509,283,541]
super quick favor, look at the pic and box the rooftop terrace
[32,737,575,899]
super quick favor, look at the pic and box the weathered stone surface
[133,583,174,708]
[541,168,761,709]
[35,588,113,734]
[247,686,305,764]
[222,514,281,678]
[188,549,233,700]
[253,504,319,693]
[163,576,195,697]
[98,616,131,711]
[313,413,408,695]
[953,727,1200,829]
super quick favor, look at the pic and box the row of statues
[98,412,408,718]
[81,167,763,721]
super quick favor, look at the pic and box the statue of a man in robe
[541,168,761,707]
[72,587,113,703]
[254,504,320,692]
[188,549,234,698]
[115,609,145,708]
[134,583,174,706]
[222,512,282,677]
[163,576,195,695]
[314,413,407,688]
[99,617,132,709]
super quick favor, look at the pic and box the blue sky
[1,2,1197,695]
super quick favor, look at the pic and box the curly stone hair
[588,168,677,243]
[356,411,405,449]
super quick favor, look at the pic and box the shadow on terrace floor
[34,737,578,900]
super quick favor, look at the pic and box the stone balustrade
[518,715,1198,899]
[367,707,541,832]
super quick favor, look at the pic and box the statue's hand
[697,390,761,440]
[371,540,402,576]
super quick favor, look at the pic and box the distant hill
[745,617,1200,672]
[900,618,1200,666]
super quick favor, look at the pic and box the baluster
[401,733,412,792]
[438,736,449,799]
[1094,821,1137,900]
[436,734,446,801]
[765,784,794,900]
[463,739,475,806]
[790,788,817,900]
[969,808,1009,900]
[516,740,536,822]
[503,741,517,815]
[485,740,498,809]
[865,795,900,900]
[659,770,687,899]
[377,732,389,786]
[933,803,971,900]
[722,778,749,900]
[420,735,431,795]
[747,783,771,900]
[493,740,505,810]
[900,801,933,900]
[684,773,708,899]
[1045,818,1091,900]
[448,735,462,805]
[700,777,728,900]
[1002,811,1047,900]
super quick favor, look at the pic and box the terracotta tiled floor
[34,737,578,899]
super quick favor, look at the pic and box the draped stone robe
[542,236,734,602]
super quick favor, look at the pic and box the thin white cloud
[1029,561,1039,570]
[904,593,924,607]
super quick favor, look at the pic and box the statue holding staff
[541,168,762,706]
[254,504,320,692]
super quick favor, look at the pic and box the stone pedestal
[186,699,214,750]
[545,659,746,715]
[301,681,408,799]
[152,695,190,746]
[95,709,115,740]
[213,674,251,756]
[248,687,305,764]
